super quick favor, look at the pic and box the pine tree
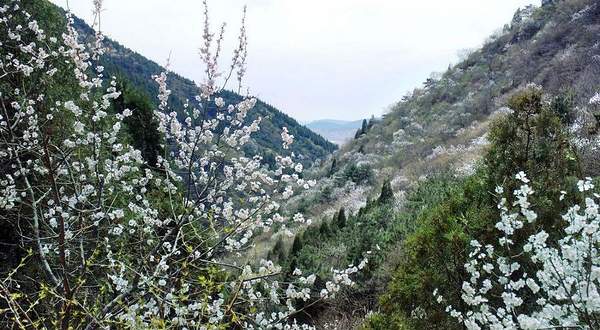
[113,80,164,168]
[355,119,368,139]
[367,115,376,130]
[329,158,337,176]
[354,128,362,139]
[291,235,303,255]
[378,179,394,205]
[336,207,346,229]
[319,221,332,237]
[272,237,286,263]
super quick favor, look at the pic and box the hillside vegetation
[1,0,600,329]
[266,0,600,328]
[343,0,599,179]
[0,1,341,329]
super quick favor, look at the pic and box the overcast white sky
[49,0,535,122]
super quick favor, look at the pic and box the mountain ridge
[62,5,338,166]
[266,1,600,327]
[305,119,367,144]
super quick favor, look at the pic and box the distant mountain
[64,7,337,166]
[306,119,363,130]
[305,119,365,144]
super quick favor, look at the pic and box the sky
[49,0,536,123]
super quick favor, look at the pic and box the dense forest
[1,0,599,329]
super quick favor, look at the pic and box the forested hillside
[1,0,600,329]
[342,0,599,177]
[265,0,600,328]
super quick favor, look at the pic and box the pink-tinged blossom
[281,127,294,149]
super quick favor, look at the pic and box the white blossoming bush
[436,172,600,329]
[0,1,363,328]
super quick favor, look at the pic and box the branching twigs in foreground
[0,1,370,329]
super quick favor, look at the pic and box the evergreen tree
[329,158,337,176]
[291,235,303,255]
[331,211,338,227]
[319,221,332,237]
[378,179,394,205]
[336,207,346,229]
[367,115,376,130]
[113,80,164,168]
[486,87,577,235]
[355,119,368,139]
[355,128,362,139]
[271,237,287,263]
[549,88,576,126]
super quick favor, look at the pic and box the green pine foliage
[362,87,589,330]
[335,207,346,229]
[113,80,164,168]
[367,172,496,330]
[339,162,374,184]
[276,173,461,322]
[271,237,287,264]
[291,235,304,256]
[377,179,394,205]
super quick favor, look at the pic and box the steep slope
[264,0,600,328]
[65,6,337,166]
[339,0,599,186]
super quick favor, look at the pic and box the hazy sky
[49,0,536,122]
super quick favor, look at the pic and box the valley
[1,0,599,329]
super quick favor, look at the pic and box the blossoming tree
[0,0,364,328]
[436,172,600,329]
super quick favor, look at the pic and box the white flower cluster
[436,174,600,330]
[589,92,600,106]
[281,127,294,150]
[0,1,368,329]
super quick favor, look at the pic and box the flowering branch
[435,172,600,330]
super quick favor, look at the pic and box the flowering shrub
[0,1,363,328]
[436,172,600,329]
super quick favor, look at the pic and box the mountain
[65,8,337,167]
[339,0,599,181]
[305,119,365,144]
[261,0,600,328]
[305,119,362,130]
[4,0,599,328]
